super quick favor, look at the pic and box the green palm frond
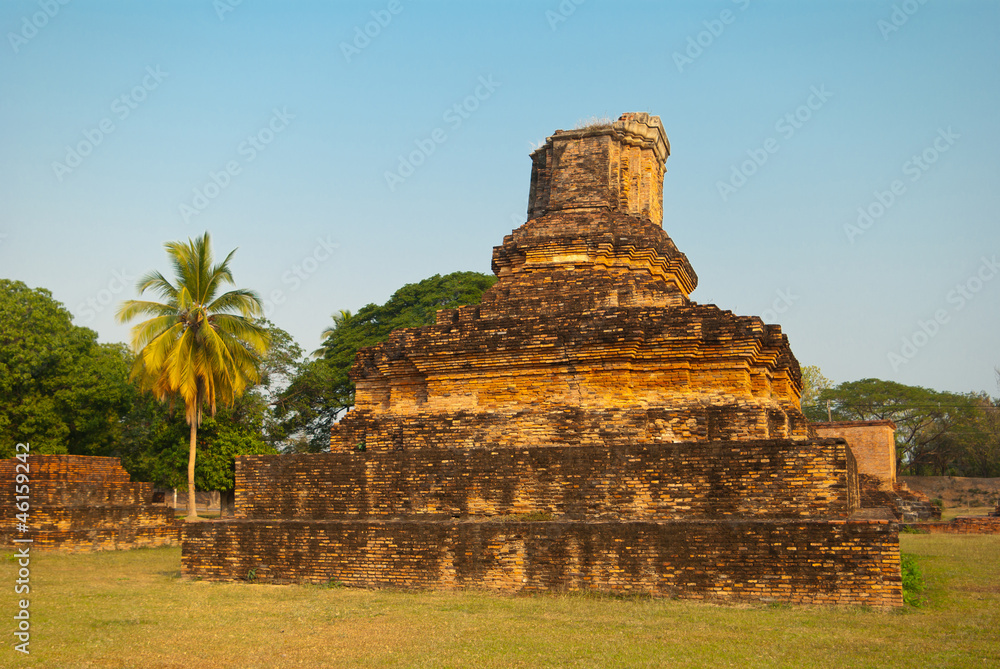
[135,270,178,301]
[116,231,269,426]
[207,289,264,318]
[115,299,177,324]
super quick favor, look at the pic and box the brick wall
[0,455,179,551]
[238,439,857,521]
[527,113,669,227]
[813,421,896,488]
[904,517,1000,534]
[182,518,902,607]
[174,437,900,607]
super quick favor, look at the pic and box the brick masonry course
[182,518,902,607]
[904,517,1000,534]
[237,439,858,521]
[0,455,179,551]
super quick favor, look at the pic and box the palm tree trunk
[187,420,199,520]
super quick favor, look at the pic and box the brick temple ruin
[183,113,903,606]
[814,420,940,521]
[0,455,178,551]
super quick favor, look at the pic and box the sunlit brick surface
[235,440,858,521]
[0,455,179,551]
[331,113,808,452]
[182,518,902,607]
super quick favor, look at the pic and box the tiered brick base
[0,455,179,551]
[182,517,902,606]
[235,440,858,520]
[183,439,901,606]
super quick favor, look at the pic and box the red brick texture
[236,439,858,521]
[0,455,179,551]
[813,421,896,487]
[905,517,1000,534]
[182,518,902,607]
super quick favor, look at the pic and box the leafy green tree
[113,319,295,515]
[799,365,833,417]
[938,393,1000,477]
[0,280,134,458]
[114,388,185,485]
[276,271,496,451]
[116,233,270,520]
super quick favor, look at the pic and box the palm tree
[116,232,269,521]
[311,309,352,358]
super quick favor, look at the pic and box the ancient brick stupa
[184,114,902,607]
[331,113,810,450]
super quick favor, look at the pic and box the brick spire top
[527,112,670,226]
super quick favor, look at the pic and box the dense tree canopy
[112,320,292,498]
[274,271,497,451]
[0,280,134,458]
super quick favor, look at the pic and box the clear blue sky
[1,0,997,395]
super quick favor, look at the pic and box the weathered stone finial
[527,112,670,226]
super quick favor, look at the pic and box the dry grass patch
[941,506,995,521]
[1,534,997,668]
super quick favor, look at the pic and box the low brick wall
[0,455,131,483]
[0,525,179,552]
[0,455,179,551]
[237,439,858,521]
[813,421,896,487]
[904,517,1000,534]
[182,518,902,607]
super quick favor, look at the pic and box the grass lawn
[941,506,995,521]
[1,534,997,668]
